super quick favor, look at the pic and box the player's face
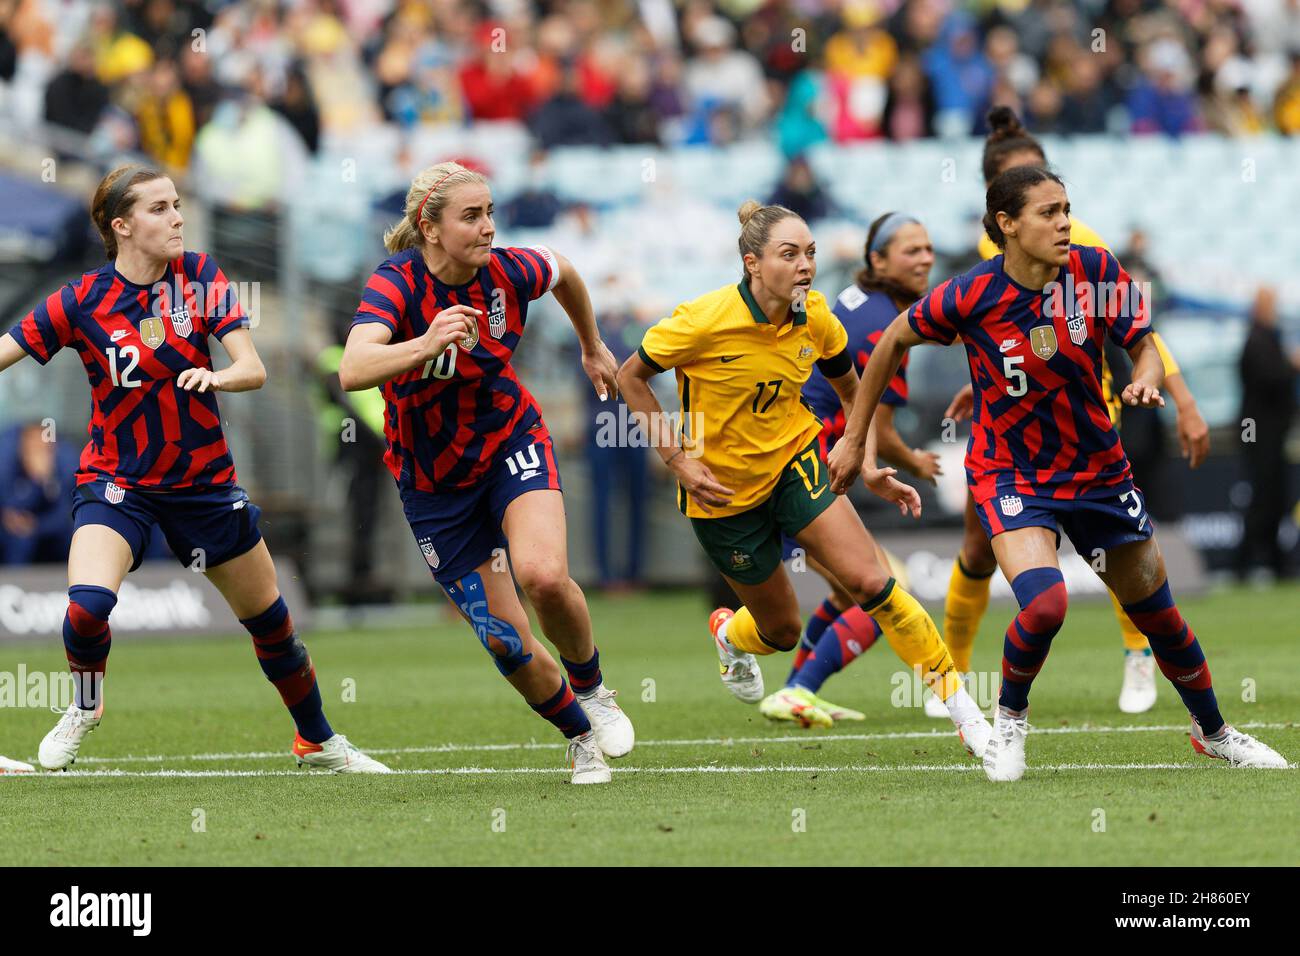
[875,222,934,298]
[750,217,816,304]
[1002,180,1071,267]
[435,183,495,268]
[117,177,184,260]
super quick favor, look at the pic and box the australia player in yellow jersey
[616,200,994,758]
[939,107,1212,715]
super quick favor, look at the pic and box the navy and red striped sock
[560,647,602,696]
[241,597,333,744]
[999,568,1068,712]
[530,678,592,739]
[1123,581,1223,735]
[63,585,116,711]
[791,607,881,695]
[786,598,839,685]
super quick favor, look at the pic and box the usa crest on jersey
[417,536,440,569]
[999,494,1024,517]
[170,305,193,338]
[1066,311,1088,346]
[488,302,507,339]
[105,482,126,505]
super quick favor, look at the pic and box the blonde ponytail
[383,161,489,253]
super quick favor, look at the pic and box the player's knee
[763,618,803,652]
[842,566,891,606]
[514,564,571,608]
[66,585,117,636]
[1011,568,1068,635]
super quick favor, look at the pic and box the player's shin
[786,598,838,683]
[241,597,334,744]
[64,585,116,712]
[998,568,1068,713]
[942,556,993,674]
[790,607,880,695]
[1121,581,1224,734]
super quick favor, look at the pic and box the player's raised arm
[338,304,478,392]
[0,332,30,374]
[179,327,266,393]
[548,251,618,401]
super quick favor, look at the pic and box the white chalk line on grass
[66,721,1296,766]
[10,762,1277,779]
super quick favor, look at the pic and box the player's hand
[1176,402,1210,469]
[944,383,975,422]
[669,454,734,515]
[421,305,480,358]
[910,448,942,484]
[864,465,922,518]
[827,438,865,495]
[177,368,223,393]
[1122,380,1164,408]
[582,339,619,401]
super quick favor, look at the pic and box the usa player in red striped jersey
[340,161,634,784]
[0,165,387,773]
[831,165,1287,779]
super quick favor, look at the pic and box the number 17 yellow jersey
[637,280,850,518]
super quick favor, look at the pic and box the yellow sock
[942,557,992,674]
[1110,590,1148,652]
[721,606,783,656]
[865,579,962,701]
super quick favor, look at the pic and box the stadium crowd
[3,0,1300,172]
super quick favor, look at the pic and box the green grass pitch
[1,585,1296,866]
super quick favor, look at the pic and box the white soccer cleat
[0,754,35,774]
[576,684,635,758]
[923,690,950,718]
[39,702,103,770]
[1118,651,1157,714]
[567,730,612,784]
[956,714,993,760]
[293,733,392,773]
[1189,719,1289,768]
[709,608,765,704]
[983,706,1030,782]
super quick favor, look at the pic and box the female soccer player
[938,106,1211,716]
[340,161,634,785]
[831,165,1287,780]
[760,211,944,728]
[616,200,992,757]
[0,165,387,772]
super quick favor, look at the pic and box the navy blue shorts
[975,482,1154,560]
[72,480,263,572]
[402,430,562,585]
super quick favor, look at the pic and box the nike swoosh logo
[720,356,741,363]
[111,330,129,342]
[999,341,1018,353]
[810,486,827,499]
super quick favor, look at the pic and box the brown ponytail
[737,199,802,277]
[981,106,1046,185]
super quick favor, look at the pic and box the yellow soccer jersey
[979,217,1178,424]
[638,281,850,518]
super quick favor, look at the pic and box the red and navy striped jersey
[7,251,249,489]
[351,245,558,492]
[908,245,1150,503]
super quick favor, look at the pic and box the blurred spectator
[0,423,76,566]
[178,43,222,131]
[458,20,535,121]
[44,41,108,134]
[502,148,563,228]
[605,54,662,145]
[1059,52,1112,133]
[683,15,769,134]
[270,61,320,154]
[824,0,897,141]
[767,155,834,223]
[529,63,612,148]
[1129,37,1205,136]
[88,4,153,84]
[1237,286,1300,580]
[133,57,196,170]
[882,52,935,140]
[776,68,829,156]
[923,11,993,136]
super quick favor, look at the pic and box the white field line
[63,721,1297,766]
[9,762,1281,779]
